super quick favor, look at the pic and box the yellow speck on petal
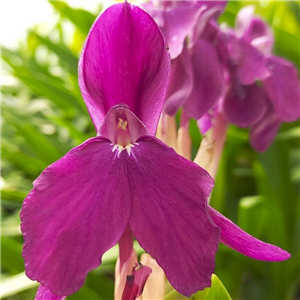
[117,118,128,130]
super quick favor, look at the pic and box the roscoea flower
[21,2,291,300]
[141,0,227,120]
[218,6,300,151]
[21,2,220,298]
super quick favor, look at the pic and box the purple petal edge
[209,206,291,261]
[35,285,66,300]
[79,2,170,135]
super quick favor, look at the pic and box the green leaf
[68,285,104,300]
[165,274,231,300]
[1,189,29,204]
[238,195,266,237]
[2,47,85,114]
[193,274,232,300]
[276,126,300,140]
[29,32,78,76]
[50,2,97,35]
[3,110,63,164]
[288,1,300,24]
[1,236,24,274]
[165,289,190,300]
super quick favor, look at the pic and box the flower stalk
[194,113,228,179]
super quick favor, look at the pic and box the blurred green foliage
[1,1,299,300]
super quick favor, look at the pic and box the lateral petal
[79,2,170,135]
[126,137,220,296]
[209,207,291,261]
[21,137,131,296]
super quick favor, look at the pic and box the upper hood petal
[79,2,170,135]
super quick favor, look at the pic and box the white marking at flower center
[111,143,138,157]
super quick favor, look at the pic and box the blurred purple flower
[142,0,226,119]
[218,6,300,151]
[21,2,291,299]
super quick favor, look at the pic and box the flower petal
[79,2,170,135]
[197,103,220,135]
[235,6,256,38]
[35,285,66,300]
[209,207,291,261]
[126,137,220,296]
[235,6,274,55]
[250,104,280,152]
[184,40,225,120]
[164,43,193,116]
[21,137,131,296]
[191,4,225,45]
[228,37,270,84]
[223,82,267,127]
[161,6,202,59]
[264,56,300,122]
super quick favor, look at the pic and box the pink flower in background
[142,0,226,119]
[218,6,300,151]
[145,2,300,152]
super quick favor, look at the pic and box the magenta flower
[21,2,219,297]
[21,2,290,299]
[142,0,226,119]
[218,6,300,151]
